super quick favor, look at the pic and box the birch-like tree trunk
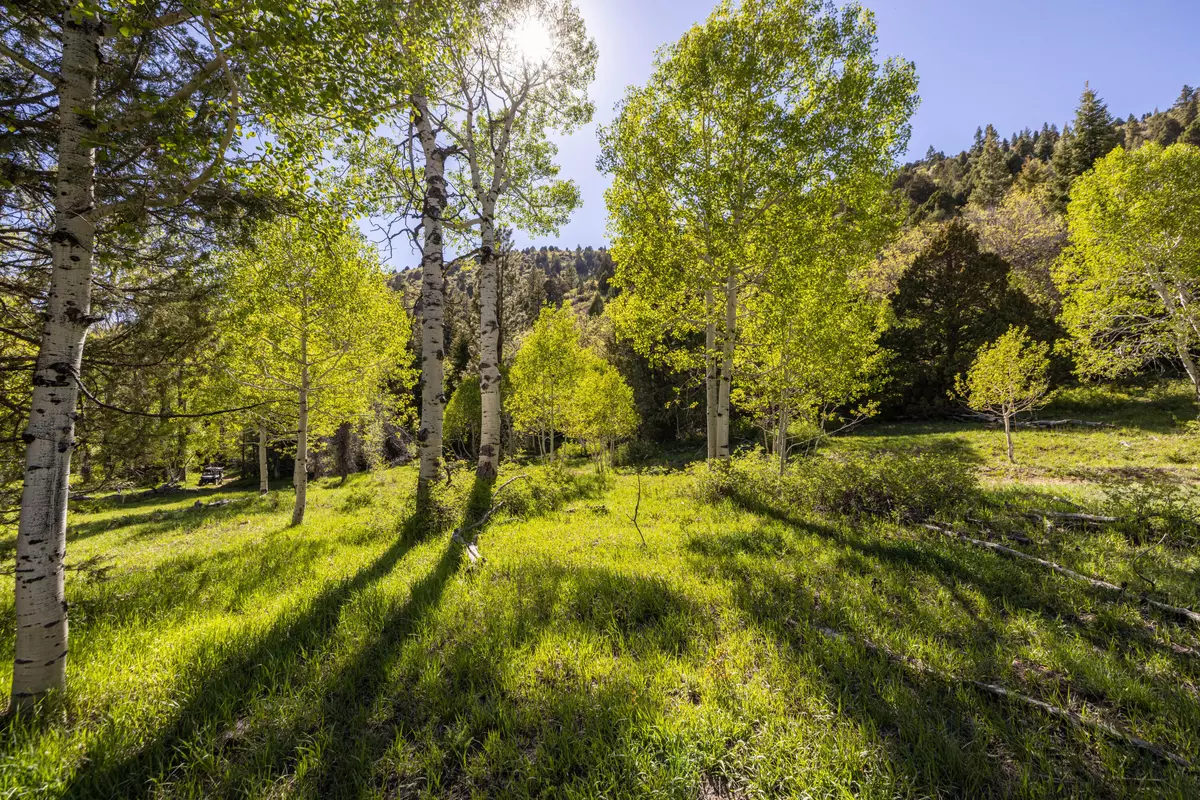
[777,404,789,475]
[414,98,448,508]
[292,339,309,526]
[476,203,501,479]
[1003,413,1015,464]
[714,274,737,460]
[704,288,718,461]
[258,421,269,494]
[11,16,100,709]
[1150,272,1200,406]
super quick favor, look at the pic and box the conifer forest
[3,1,1200,797]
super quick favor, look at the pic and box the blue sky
[515,0,1200,250]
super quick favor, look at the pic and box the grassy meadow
[1,383,1199,798]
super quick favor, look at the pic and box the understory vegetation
[1,385,1198,798]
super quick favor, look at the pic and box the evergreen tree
[1069,84,1120,176]
[882,220,1037,413]
[1124,114,1144,150]
[969,125,1012,206]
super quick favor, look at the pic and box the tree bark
[335,422,352,485]
[704,288,718,461]
[257,421,269,494]
[292,337,309,527]
[777,403,789,475]
[11,15,100,710]
[715,274,737,460]
[414,97,448,509]
[1003,413,1015,463]
[1151,273,1200,408]
[477,203,501,480]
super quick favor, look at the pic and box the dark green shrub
[692,448,978,522]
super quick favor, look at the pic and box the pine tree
[1069,84,1120,176]
[1124,114,1144,150]
[970,126,1012,206]
[1033,123,1058,161]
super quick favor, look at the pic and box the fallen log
[1026,509,1118,527]
[1019,419,1114,429]
[813,623,1190,769]
[451,474,530,564]
[922,523,1200,626]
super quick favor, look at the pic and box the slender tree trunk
[258,421,269,494]
[292,342,309,526]
[1004,414,1015,464]
[1151,273,1200,410]
[11,16,99,710]
[704,287,718,461]
[777,403,789,475]
[414,97,448,509]
[715,274,737,460]
[477,202,501,479]
[335,422,352,485]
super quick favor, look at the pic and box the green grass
[1,385,1199,797]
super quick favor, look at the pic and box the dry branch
[626,470,647,548]
[1027,510,1118,526]
[814,624,1191,769]
[922,523,1200,626]
[451,474,530,564]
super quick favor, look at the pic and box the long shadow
[718,482,1200,642]
[60,517,430,798]
[67,492,272,544]
[686,515,1200,795]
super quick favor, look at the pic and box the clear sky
[520,0,1200,250]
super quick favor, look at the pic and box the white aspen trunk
[704,287,718,461]
[777,403,789,475]
[1151,273,1200,408]
[11,16,99,709]
[1003,414,1015,464]
[413,97,448,508]
[476,202,501,480]
[257,421,269,494]
[715,274,737,460]
[292,337,309,526]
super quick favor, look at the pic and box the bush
[613,439,659,467]
[692,448,978,523]
[1100,476,1199,545]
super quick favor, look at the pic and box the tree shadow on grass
[59,515,435,799]
[66,492,275,544]
[686,516,1200,797]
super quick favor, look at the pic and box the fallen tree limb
[450,474,530,564]
[1019,419,1115,429]
[1027,510,1118,526]
[922,523,1200,626]
[813,624,1191,769]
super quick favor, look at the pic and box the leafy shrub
[1100,476,1199,544]
[692,448,978,522]
[499,463,603,519]
[613,439,659,467]
[806,450,977,520]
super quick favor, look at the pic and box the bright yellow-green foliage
[507,306,587,455]
[735,191,892,437]
[216,214,413,440]
[957,326,1051,419]
[601,0,918,364]
[1056,143,1200,382]
[443,377,482,452]
[567,358,638,457]
[1,384,1199,796]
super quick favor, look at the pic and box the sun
[510,16,553,65]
